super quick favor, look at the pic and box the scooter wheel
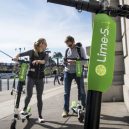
[23,89,25,94]
[71,108,77,114]
[11,91,13,95]
[73,110,76,114]
[78,110,84,123]
[22,119,25,123]
[26,116,30,121]
[10,120,16,129]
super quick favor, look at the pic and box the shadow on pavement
[100,127,122,129]
[23,118,37,129]
[101,114,129,124]
[100,114,129,129]
[23,114,129,129]
[23,118,83,129]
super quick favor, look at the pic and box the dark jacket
[19,50,47,79]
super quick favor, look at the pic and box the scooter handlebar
[47,0,129,19]
[17,60,30,64]
[12,59,30,64]
[47,0,102,13]
[64,58,89,61]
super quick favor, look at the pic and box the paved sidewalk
[0,81,129,129]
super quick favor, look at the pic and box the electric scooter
[10,59,31,129]
[71,100,85,123]
[0,50,31,129]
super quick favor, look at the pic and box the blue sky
[0,0,92,63]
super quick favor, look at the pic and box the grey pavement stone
[0,81,129,129]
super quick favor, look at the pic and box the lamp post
[15,47,25,53]
[15,47,25,59]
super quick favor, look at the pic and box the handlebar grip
[64,58,89,61]
[47,0,76,7]
[17,60,30,63]
[47,0,103,13]
[12,59,30,64]
[47,0,129,18]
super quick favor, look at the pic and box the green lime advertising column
[84,14,116,129]
[88,14,116,92]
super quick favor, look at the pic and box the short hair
[65,36,75,43]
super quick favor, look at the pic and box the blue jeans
[64,72,86,112]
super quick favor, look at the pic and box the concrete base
[123,74,129,112]
[102,85,124,102]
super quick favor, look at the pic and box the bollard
[7,78,10,90]
[0,77,2,91]
[13,78,16,89]
[46,77,48,84]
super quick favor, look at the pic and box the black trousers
[24,77,44,117]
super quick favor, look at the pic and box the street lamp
[15,47,25,59]
[15,47,25,54]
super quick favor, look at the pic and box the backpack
[65,42,83,59]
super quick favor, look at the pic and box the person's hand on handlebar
[32,60,39,65]
[32,60,45,65]
[13,54,20,61]
[67,59,76,65]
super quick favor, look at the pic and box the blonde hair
[34,38,47,50]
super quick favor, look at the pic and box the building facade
[89,0,129,111]
[88,0,125,102]
[120,0,129,111]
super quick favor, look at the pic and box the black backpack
[65,42,83,59]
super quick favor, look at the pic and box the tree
[52,52,63,66]
[48,56,56,66]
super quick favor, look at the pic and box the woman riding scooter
[14,38,48,123]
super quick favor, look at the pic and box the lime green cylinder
[76,60,82,77]
[88,14,116,92]
[19,63,28,82]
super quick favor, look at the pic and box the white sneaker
[38,117,45,123]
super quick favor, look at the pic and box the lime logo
[95,65,106,76]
